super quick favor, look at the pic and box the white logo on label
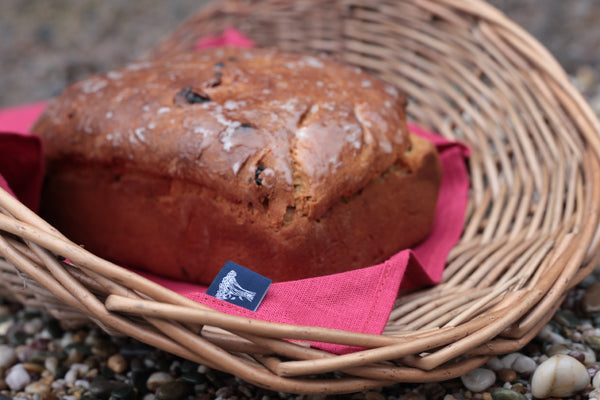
[215,270,256,302]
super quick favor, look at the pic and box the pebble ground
[1,1,600,399]
[4,267,600,399]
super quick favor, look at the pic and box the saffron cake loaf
[33,48,442,284]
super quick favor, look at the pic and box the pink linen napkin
[0,29,470,354]
[0,101,46,212]
[194,27,255,50]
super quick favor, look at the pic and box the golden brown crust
[34,48,442,284]
[33,48,410,221]
[40,134,441,283]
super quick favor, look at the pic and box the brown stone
[107,353,128,374]
[583,281,600,314]
[497,368,518,383]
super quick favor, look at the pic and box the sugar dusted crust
[34,48,442,283]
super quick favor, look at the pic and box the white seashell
[531,354,590,398]
[460,368,496,392]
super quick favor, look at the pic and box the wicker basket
[2,0,600,394]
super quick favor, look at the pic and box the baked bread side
[33,48,442,283]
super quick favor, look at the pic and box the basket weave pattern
[2,0,600,394]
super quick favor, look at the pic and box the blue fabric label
[206,261,272,311]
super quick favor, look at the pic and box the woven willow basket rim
[2,0,600,394]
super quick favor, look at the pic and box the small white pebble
[485,356,504,371]
[60,332,75,348]
[51,379,67,390]
[501,352,537,375]
[5,364,31,391]
[143,358,155,369]
[531,354,589,398]
[460,368,496,392]
[44,357,58,376]
[582,320,594,330]
[74,379,90,389]
[572,343,597,363]
[537,324,568,344]
[0,319,12,336]
[64,363,90,384]
[593,370,600,389]
[23,318,43,335]
[197,364,208,374]
[571,330,583,342]
[590,387,600,399]
[37,329,52,340]
[0,345,17,368]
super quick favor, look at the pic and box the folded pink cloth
[0,101,46,211]
[0,29,470,354]
[194,27,255,50]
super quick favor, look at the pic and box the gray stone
[490,388,527,400]
[155,381,193,400]
[0,345,17,368]
[89,379,130,399]
[460,368,496,393]
[500,353,537,375]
